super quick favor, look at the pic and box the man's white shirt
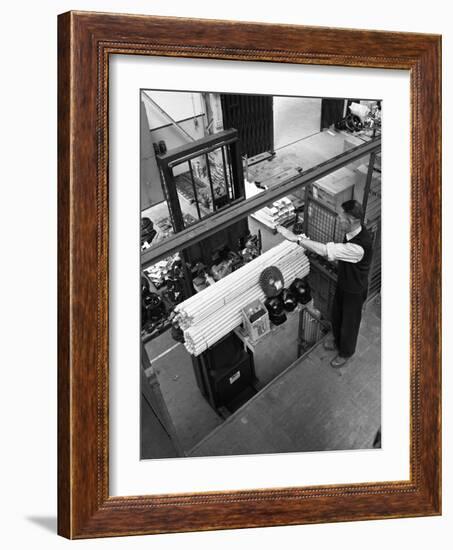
[325,225,364,263]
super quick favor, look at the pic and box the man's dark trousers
[331,287,367,358]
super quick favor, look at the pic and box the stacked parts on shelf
[174,241,310,356]
[143,254,179,289]
[252,197,296,230]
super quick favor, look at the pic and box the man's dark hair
[341,200,363,221]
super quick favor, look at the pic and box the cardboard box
[241,299,270,342]
[353,163,381,204]
[312,169,355,212]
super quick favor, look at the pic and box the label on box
[229,371,241,384]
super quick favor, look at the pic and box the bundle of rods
[174,241,310,356]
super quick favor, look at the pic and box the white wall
[141,91,208,206]
[143,91,205,128]
[0,1,450,549]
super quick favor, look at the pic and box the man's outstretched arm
[276,225,363,263]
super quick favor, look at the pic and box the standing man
[277,200,373,368]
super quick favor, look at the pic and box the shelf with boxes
[141,254,187,343]
[251,196,297,231]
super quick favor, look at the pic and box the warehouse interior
[140,91,382,459]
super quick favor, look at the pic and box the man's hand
[278,224,328,258]
[276,225,299,243]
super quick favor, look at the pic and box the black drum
[281,288,297,312]
[142,292,165,322]
[264,295,287,326]
[141,217,157,246]
[290,278,312,305]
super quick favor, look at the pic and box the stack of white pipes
[174,241,310,356]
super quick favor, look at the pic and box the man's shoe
[323,339,337,351]
[330,355,350,368]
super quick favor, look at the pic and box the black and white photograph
[140,90,382,459]
[2,0,447,545]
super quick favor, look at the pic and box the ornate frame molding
[58,11,441,538]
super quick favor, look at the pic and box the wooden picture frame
[58,11,441,539]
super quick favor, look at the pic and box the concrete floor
[142,295,381,458]
[248,129,364,189]
[144,330,223,454]
[140,390,179,459]
[189,296,381,457]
